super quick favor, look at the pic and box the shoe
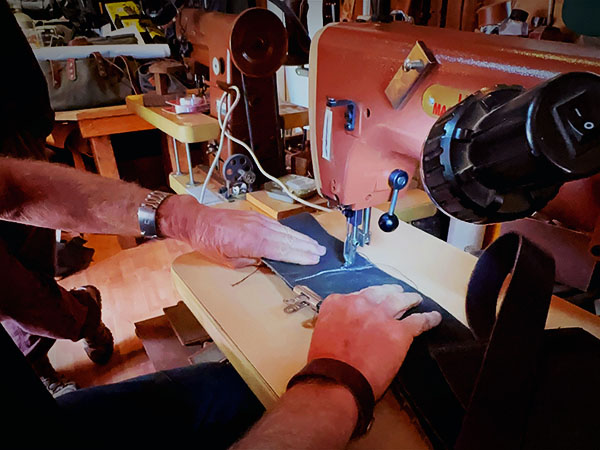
[32,354,78,398]
[73,285,114,365]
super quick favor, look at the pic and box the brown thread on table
[231,266,261,287]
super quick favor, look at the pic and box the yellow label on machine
[422,85,473,118]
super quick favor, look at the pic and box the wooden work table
[126,94,309,181]
[51,105,155,179]
[171,206,600,449]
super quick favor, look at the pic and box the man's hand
[308,284,442,399]
[0,159,325,268]
[232,285,442,450]
[158,195,326,268]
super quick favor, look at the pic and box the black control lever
[379,169,409,232]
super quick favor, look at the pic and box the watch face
[138,206,157,238]
[138,191,171,238]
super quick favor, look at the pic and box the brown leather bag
[38,52,140,111]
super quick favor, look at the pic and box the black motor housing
[422,72,600,224]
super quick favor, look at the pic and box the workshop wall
[281,0,573,107]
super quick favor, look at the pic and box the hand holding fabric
[158,195,326,268]
[308,284,442,399]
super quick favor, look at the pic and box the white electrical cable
[199,89,240,203]
[223,86,333,213]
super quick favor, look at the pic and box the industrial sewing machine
[308,21,600,449]
[175,3,311,191]
[309,20,600,267]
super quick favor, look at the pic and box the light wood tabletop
[171,206,600,449]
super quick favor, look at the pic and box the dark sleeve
[0,0,54,142]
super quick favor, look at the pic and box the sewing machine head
[309,21,600,265]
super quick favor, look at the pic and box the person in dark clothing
[0,0,113,397]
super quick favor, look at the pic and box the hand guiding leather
[308,285,442,399]
[158,195,326,268]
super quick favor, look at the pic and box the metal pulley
[221,153,256,198]
[229,8,288,78]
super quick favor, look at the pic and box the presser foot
[343,237,358,267]
[342,207,371,267]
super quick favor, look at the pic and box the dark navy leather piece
[263,212,413,298]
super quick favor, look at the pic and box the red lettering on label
[432,103,447,116]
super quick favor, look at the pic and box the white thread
[221,86,333,213]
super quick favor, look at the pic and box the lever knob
[378,169,409,233]
[378,213,399,232]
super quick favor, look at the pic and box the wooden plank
[169,172,256,213]
[164,134,189,174]
[70,149,87,171]
[134,314,202,372]
[174,269,281,407]
[79,114,154,139]
[246,190,329,220]
[76,104,133,120]
[54,104,131,122]
[47,122,77,148]
[445,0,465,29]
[163,301,210,346]
[127,95,220,144]
[279,101,309,130]
[128,95,306,142]
[176,269,430,449]
[461,0,481,31]
[89,135,120,179]
[54,110,85,122]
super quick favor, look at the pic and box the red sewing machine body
[179,8,287,180]
[309,21,600,212]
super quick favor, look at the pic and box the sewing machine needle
[343,220,357,267]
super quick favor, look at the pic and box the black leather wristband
[287,358,375,439]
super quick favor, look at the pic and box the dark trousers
[56,361,265,449]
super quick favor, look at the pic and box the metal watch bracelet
[137,190,173,238]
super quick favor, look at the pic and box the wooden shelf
[127,95,220,144]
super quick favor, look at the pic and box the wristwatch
[137,190,173,238]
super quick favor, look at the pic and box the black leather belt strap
[456,233,555,450]
[287,358,375,439]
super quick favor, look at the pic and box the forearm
[231,382,358,450]
[0,157,149,235]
